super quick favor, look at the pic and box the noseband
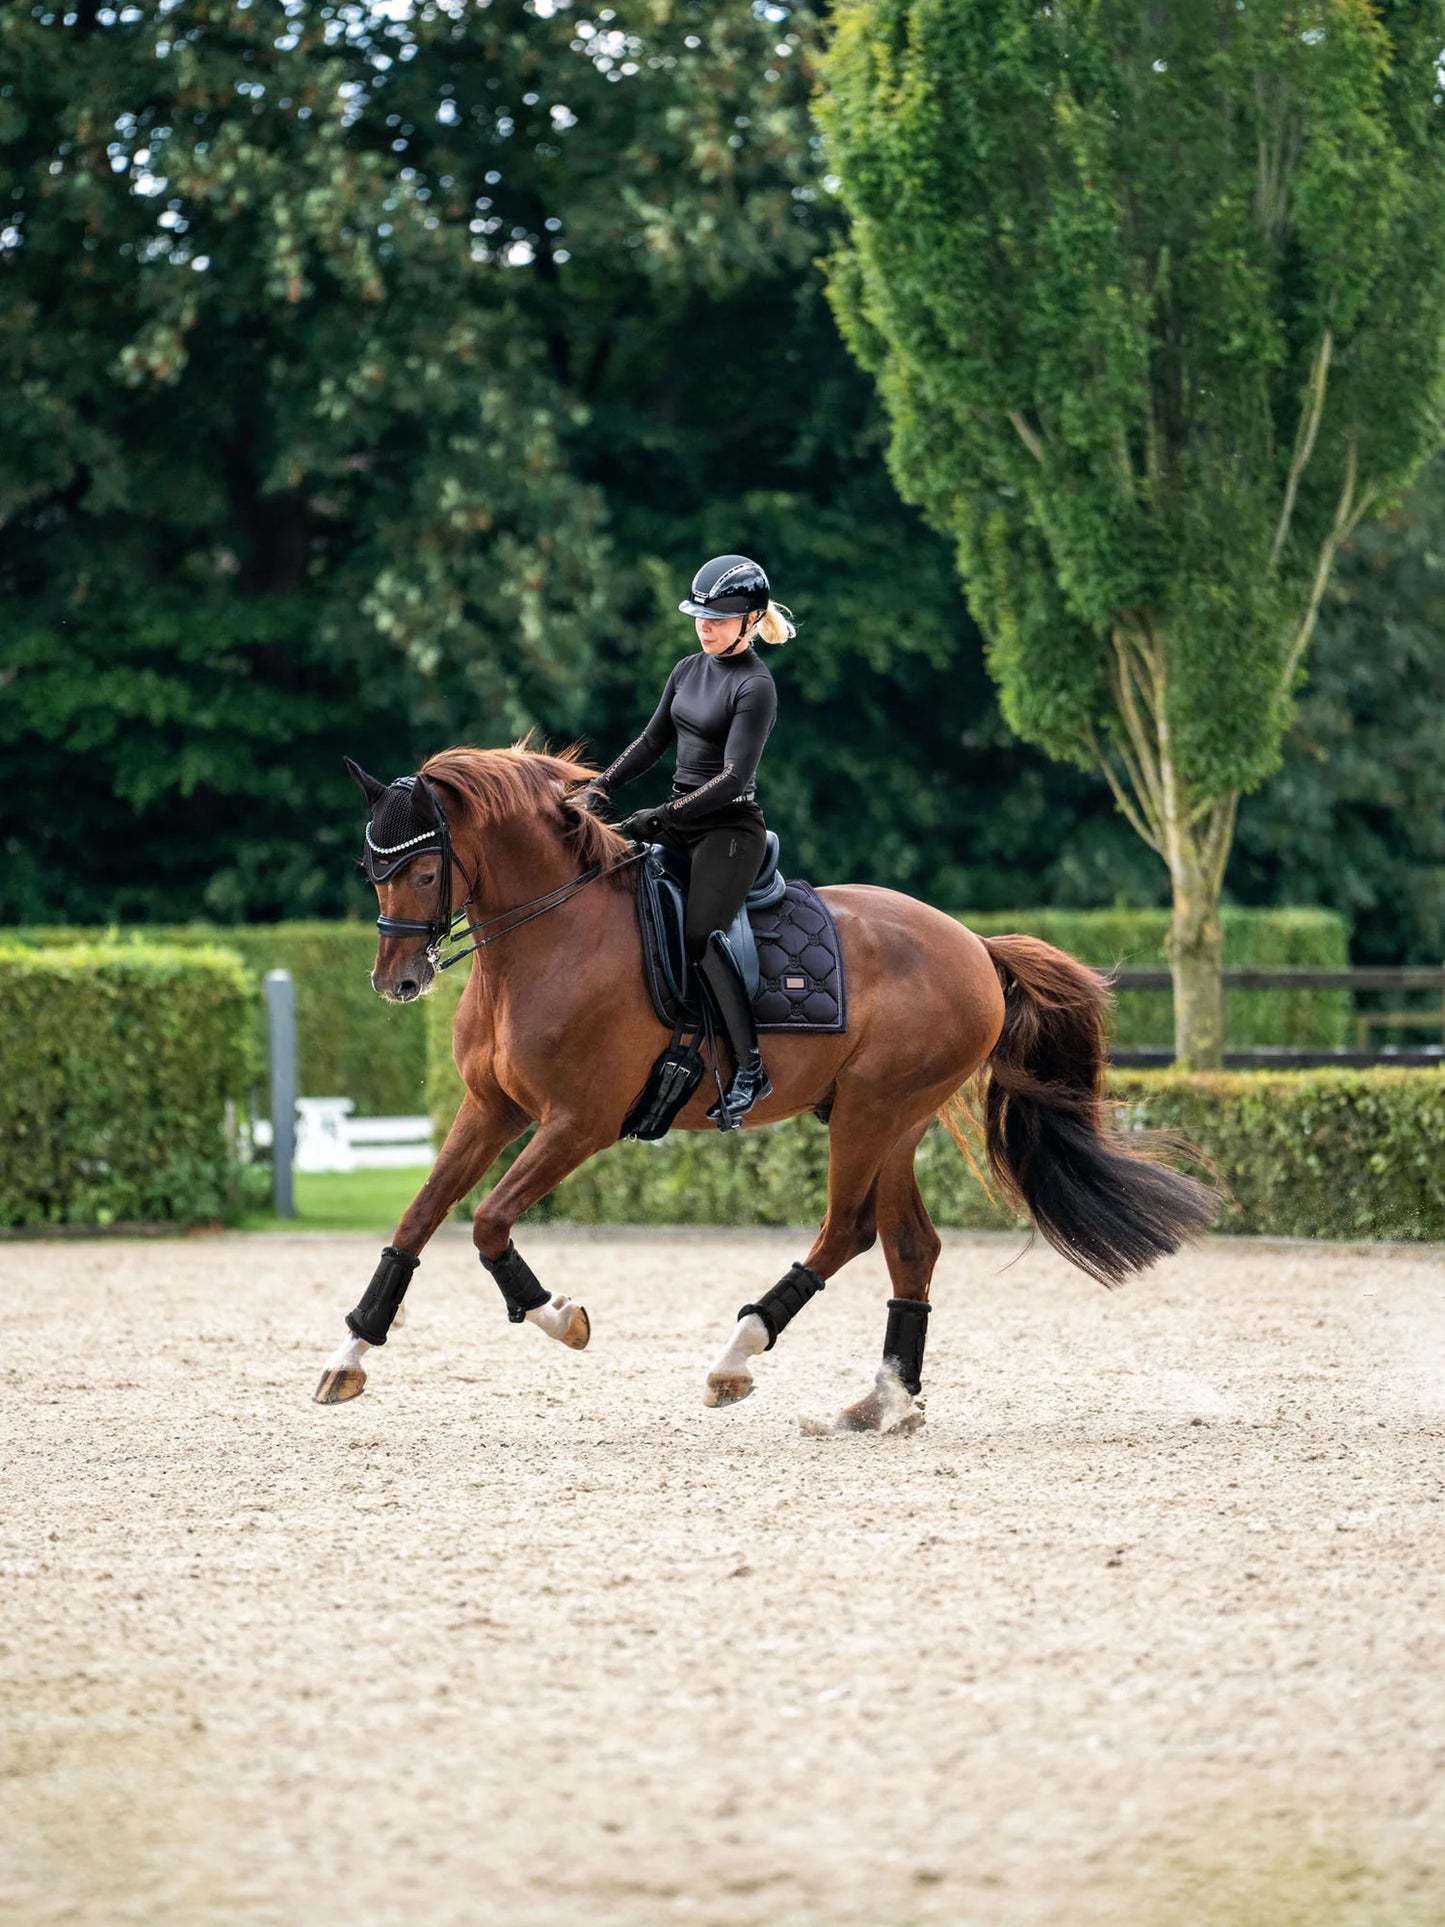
[368,775,645,970]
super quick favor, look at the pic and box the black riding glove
[617,807,671,843]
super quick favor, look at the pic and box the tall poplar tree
[819,0,1445,1062]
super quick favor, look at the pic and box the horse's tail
[958,933,1220,1285]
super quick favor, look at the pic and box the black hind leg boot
[479,1240,551,1323]
[883,1297,931,1397]
[695,929,772,1130]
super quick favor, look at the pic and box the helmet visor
[679,596,759,618]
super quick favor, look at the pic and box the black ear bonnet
[361,775,445,884]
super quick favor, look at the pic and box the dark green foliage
[7,922,423,1117]
[0,600,407,925]
[0,943,254,1228]
[0,0,819,916]
[1232,459,1445,965]
[0,0,1153,934]
[1,0,1438,978]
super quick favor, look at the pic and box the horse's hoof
[801,1373,926,1436]
[314,1367,367,1405]
[703,1372,754,1409]
[561,1303,591,1351]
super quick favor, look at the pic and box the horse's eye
[415,870,437,888]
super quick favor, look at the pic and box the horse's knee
[813,1208,876,1271]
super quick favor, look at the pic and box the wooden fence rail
[1109,968,1445,992]
[1102,965,1445,1069]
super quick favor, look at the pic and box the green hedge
[425,904,1350,1141]
[958,907,1350,1047]
[5,906,1345,1123]
[424,950,1443,1238]
[1106,1069,1445,1242]
[0,944,256,1228]
[504,1072,1444,1241]
[6,922,424,1117]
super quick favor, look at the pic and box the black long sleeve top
[599,645,777,823]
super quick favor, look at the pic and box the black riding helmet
[679,554,770,620]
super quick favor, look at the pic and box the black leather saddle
[640,829,788,1015]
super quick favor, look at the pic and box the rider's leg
[678,813,768,964]
[694,930,772,1128]
[680,815,771,1127]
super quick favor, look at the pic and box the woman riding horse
[318,723,1219,1426]
[576,553,794,1131]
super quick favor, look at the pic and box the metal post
[264,969,297,1220]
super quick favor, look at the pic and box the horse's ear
[410,776,438,825]
[344,756,386,804]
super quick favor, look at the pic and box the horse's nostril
[395,978,420,1001]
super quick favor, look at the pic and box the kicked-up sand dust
[1,1223,1443,1926]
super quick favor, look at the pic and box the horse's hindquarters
[818,885,1006,1107]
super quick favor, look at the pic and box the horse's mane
[420,735,634,883]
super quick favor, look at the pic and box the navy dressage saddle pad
[636,833,848,1034]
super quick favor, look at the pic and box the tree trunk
[1166,861,1225,1069]
[1098,624,1238,1069]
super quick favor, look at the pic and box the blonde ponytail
[756,599,795,646]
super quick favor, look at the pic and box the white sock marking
[709,1312,770,1381]
[324,1331,371,1374]
[525,1294,580,1341]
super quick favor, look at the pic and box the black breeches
[654,801,768,959]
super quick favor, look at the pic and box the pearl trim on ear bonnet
[359,775,445,883]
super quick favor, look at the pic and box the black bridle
[370,775,646,971]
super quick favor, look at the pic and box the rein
[433,846,647,971]
[371,775,646,970]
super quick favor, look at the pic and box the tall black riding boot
[695,929,772,1131]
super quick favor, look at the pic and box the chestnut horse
[314,743,1217,1431]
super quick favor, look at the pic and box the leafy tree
[820,0,1445,1061]
[0,0,821,911]
[3,0,1135,925]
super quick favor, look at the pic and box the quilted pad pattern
[750,882,848,1033]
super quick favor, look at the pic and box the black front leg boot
[695,930,772,1130]
[346,1245,421,1347]
[882,1296,931,1397]
[480,1240,551,1323]
[738,1261,827,1350]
